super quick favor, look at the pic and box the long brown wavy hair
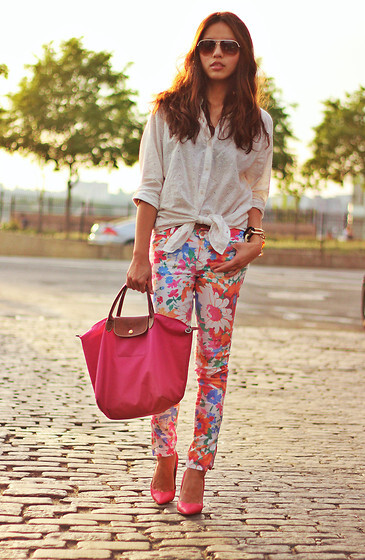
[153,12,269,153]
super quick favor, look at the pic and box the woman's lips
[210,62,224,69]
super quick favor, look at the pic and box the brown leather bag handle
[107,284,154,325]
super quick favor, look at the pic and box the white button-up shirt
[133,107,273,254]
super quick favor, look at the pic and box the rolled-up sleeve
[246,110,273,215]
[133,110,165,210]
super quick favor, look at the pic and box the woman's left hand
[211,241,262,277]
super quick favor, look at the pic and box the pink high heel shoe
[177,471,205,515]
[150,453,178,505]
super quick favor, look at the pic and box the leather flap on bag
[113,316,151,337]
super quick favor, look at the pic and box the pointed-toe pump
[177,471,205,515]
[150,453,178,505]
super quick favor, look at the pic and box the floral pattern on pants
[150,226,247,471]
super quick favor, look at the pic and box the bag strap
[108,284,154,322]
[115,285,128,317]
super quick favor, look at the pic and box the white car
[88,218,135,245]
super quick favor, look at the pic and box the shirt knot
[162,214,231,255]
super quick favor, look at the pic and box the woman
[126,11,273,515]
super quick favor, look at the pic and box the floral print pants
[150,225,247,472]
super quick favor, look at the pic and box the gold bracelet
[245,226,266,242]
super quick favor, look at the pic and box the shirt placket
[197,126,214,211]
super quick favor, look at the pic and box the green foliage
[0,219,22,232]
[0,64,8,78]
[266,238,365,252]
[0,39,144,174]
[0,38,144,232]
[261,74,296,182]
[0,64,8,114]
[304,86,365,185]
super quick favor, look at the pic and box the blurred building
[349,179,365,239]
[72,181,109,201]
[266,193,351,213]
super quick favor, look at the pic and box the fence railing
[0,191,364,239]
[0,192,136,234]
[262,208,352,240]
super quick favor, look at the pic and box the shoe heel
[151,452,178,505]
[177,470,204,516]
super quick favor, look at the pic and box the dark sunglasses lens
[221,41,239,55]
[198,40,239,56]
[198,40,216,55]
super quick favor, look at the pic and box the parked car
[88,218,135,245]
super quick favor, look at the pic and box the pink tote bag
[79,284,195,420]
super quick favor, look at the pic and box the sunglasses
[197,39,240,56]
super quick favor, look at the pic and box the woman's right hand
[125,200,157,294]
[126,255,153,294]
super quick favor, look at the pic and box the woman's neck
[206,80,229,108]
[205,81,229,128]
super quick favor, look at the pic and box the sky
[0,0,364,197]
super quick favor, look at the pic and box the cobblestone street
[0,257,364,560]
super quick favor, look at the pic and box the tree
[0,64,8,78]
[0,64,8,114]
[261,73,297,182]
[0,39,144,233]
[303,86,365,186]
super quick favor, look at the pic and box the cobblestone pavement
[0,261,365,560]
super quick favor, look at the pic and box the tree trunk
[294,196,299,241]
[65,177,72,238]
[37,190,44,234]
